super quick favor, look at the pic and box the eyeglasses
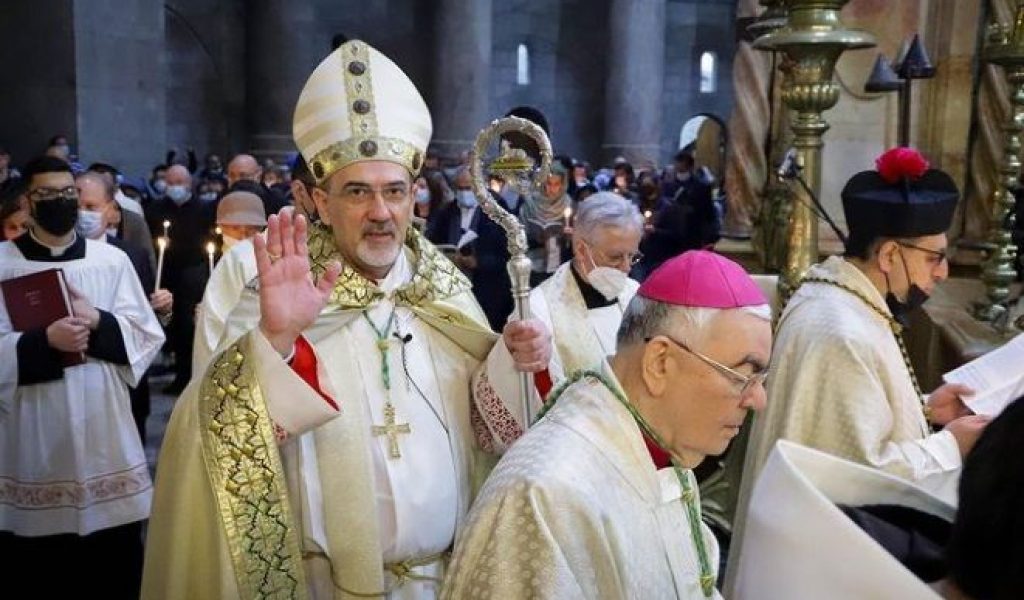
[27,186,77,203]
[329,183,409,207]
[647,334,768,397]
[896,241,954,265]
[588,243,644,267]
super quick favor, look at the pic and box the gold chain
[798,277,930,419]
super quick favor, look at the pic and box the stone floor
[143,371,177,474]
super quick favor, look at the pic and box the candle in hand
[644,209,652,224]
[155,237,168,290]
[206,241,216,273]
[162,220,171,238]
[564,206,572,228]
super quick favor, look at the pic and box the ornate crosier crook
[469,116,554,428]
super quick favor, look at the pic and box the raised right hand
[46,316,90,353]
[945,414,991,457]
[254,211,341,356]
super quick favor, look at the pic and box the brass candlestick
[975,9,1024,323]
[469,116,553,427]
[754,0,875,295]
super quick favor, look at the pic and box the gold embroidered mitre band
[293,40,432,184]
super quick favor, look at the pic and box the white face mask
[75,209,106,239]
[221,235,241,251]
[584,245,630,301]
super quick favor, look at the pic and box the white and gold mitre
[292,40,432,184]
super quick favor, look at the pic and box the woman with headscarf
[520,162,573,286]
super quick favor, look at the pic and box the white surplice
[731,440,951,599]
[0,238,165,536]
[192,237,258,372]
[144,248,495,600]
[473,261,639,451]
[444,367,721,599]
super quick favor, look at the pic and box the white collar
[30,229,78,257]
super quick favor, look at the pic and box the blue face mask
[415,189,431,205]
[75,209,106,239]
[166,185,190,205]
[456,190,477,209]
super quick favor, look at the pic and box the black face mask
[32,195,79,236]
[884,247,930,327]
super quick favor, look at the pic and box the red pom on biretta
[875,147,930,184]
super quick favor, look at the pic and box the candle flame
[564,207,572,218]
[206,242,216,254]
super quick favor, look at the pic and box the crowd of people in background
[0,134,723,394]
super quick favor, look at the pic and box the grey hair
[75,171,115,202]
[616,295,771,348]
[575,191,643,242]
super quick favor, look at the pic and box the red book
[1,268,85,367]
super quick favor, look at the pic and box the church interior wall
[662,0,737,166]
[0,0,740,173]
[0,1,79,166]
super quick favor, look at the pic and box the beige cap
[216,191,267,226]
[292,39,432,184]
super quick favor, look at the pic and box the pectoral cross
[372,403,411,459]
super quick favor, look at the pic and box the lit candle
[162,220,170,238]
[564,206,572,228]
[155,237,168,290]
[214,226,222,236]
[644,209,652,224]
[206,241,216,273]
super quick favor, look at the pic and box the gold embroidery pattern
[199,344,308,600]
[306,222,472,310]
[309,137,423,184]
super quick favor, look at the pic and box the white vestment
[444,368,721,599]
[473,261,638,451]
[192,237,258,372]
[0,238,164,536]
[727,256,961,593]
[731,440,951,599]
[143,240,498,600]
[743,256,960,490]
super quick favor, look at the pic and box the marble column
[246,0,317,160]
[603,0,666,165]
[432,0,493,158]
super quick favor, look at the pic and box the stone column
[246,0,317,161]
[603,0,666,165]
[432,0,493,159]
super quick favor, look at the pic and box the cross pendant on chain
[372,403,411,459]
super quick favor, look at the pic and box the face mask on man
[415,189,431,205]
[153,179,167,194]
[199,192,218,203]
[75,209,106,239]
[32,195,80,237]
[884,247,930,327]
[456,190,477,209]
[166,184,190,206]
[584,243,630,301]
[500,184,520,209]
